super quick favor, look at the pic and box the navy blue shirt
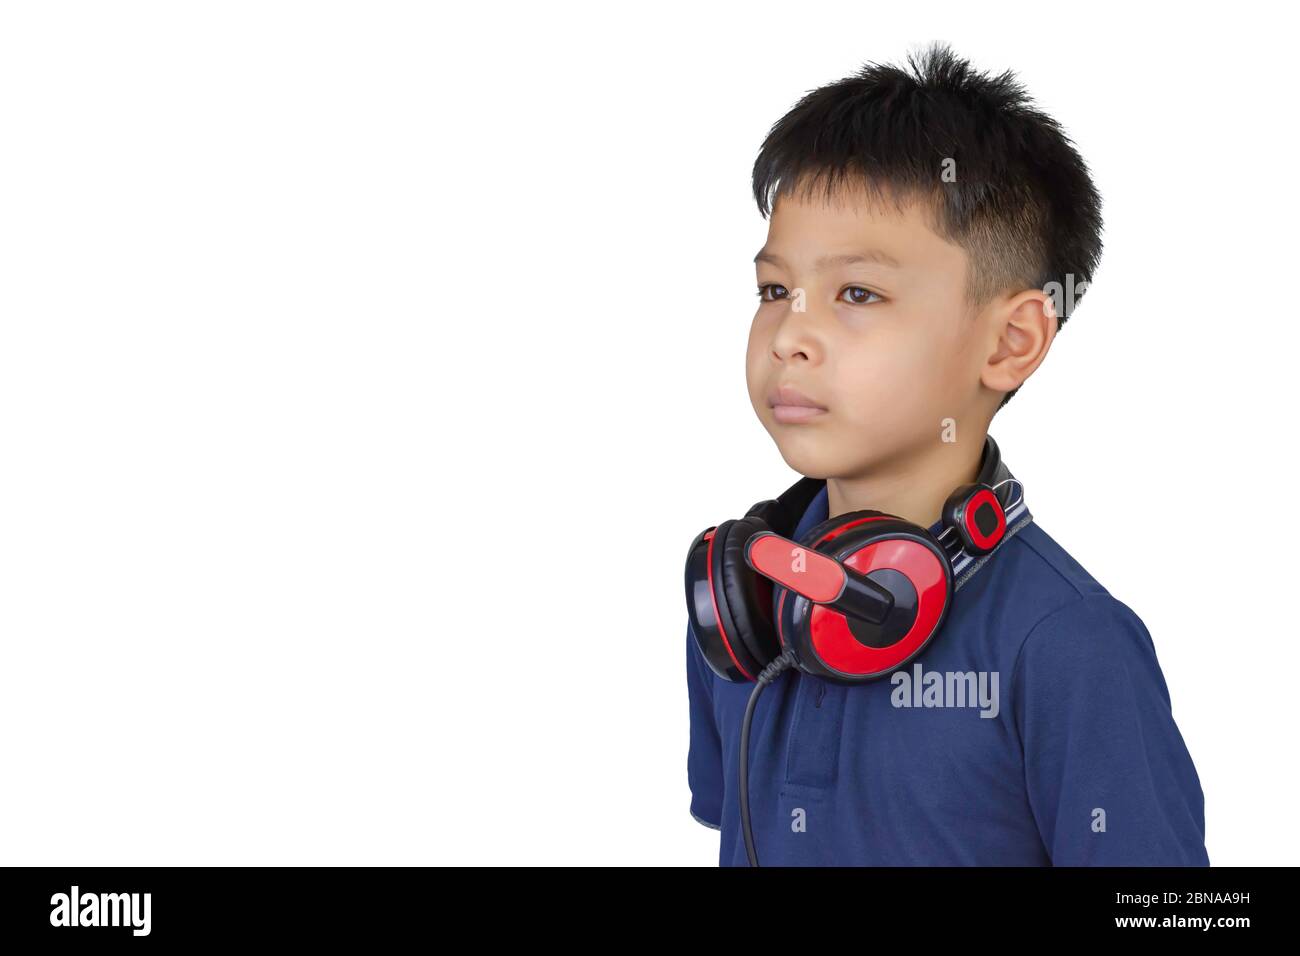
[686,483,1209,866]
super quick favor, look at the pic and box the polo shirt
[685,474,1210,866]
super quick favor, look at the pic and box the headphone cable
[739,648,800,867]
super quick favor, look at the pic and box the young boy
[685,44,1209,866]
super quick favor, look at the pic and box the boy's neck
[825,433,987,529]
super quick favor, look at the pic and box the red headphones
[684,436,1030,686]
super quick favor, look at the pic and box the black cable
[739,648,799,867]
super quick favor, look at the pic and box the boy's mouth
[772,405,828,424]
[767,382,829,424]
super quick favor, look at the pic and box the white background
[1,2,1294,865]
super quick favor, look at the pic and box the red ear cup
[684,517,780,682]
[942,483,1006,555]
[777,512,953,683]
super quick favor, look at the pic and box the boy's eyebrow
[753,248,903,270]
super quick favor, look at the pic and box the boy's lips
[773,405,827,424]
[767,382,828,424]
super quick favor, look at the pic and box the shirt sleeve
[686,621,724,829]
[1012,593,1209,865]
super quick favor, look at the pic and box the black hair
[751,42,1104,409]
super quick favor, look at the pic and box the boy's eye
[839,285,882,305]
[756,284,882,305]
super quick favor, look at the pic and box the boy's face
[746,185,995,480]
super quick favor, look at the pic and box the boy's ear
[980,288,1059,398]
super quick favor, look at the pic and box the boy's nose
[770,306,824,364]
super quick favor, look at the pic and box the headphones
[684,435,1031,687]
[684,435,1031,865]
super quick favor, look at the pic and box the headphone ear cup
[783,513,954,683]
[684,517,781,682]
[713,516,781,678]
[773,509,894,671]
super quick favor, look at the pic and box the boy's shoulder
[965,517,1155,657]
[1002,518,1111,603]
[956,522,1180,717]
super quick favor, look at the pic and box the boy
[685,44,1209,866]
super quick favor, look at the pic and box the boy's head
[746,43,1103,481]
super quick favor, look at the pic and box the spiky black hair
[751,42,1104,409]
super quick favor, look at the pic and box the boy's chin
[768,423,900,481]
[769,434,851,481]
